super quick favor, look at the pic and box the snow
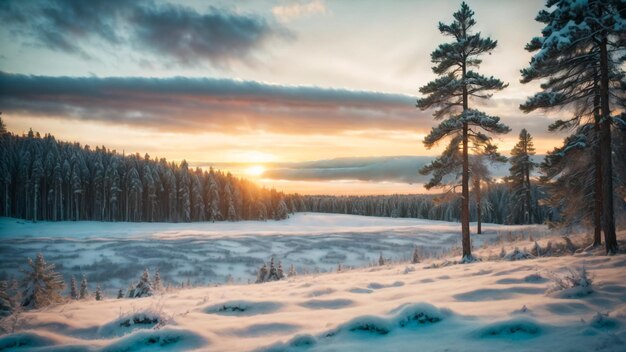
[0,214,546,295]
[1,214,625,351]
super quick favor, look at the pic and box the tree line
[0,124,290,223]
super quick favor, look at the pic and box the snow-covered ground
[0,214,546,294]
[1,214,624,351]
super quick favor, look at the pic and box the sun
[245,165,265,177]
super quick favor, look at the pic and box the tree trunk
[461,61,471,260]
[593,90,603,247]
[476,179,482,235]
[599,35,618,254]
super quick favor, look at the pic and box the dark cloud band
[0,0,284,66]
[0,71,421,133]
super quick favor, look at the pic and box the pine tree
[268,257,279,281]
[21,253,65,309]
[520,0,625,254]
[0,113,6,134]
[117,288,124,299]
[541,124,599,235]
[275,198,289,220]
[506,129,537,224]
[126,282,135,298]
[287,264,297,278]
[153,269,162,292]
[412,246,420,264]
[179,160,191,222]
[134,269,153,298]
[69,276,78,300]
[277,261,285,279]
[95,284,102,301]
[378,252,385,266]
[79,274,89,299]
[416,2,510,261]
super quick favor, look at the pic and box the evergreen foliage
[506,129,538,224]
[79,275,88,299]
[0,132,290,222]
[416,2,510,260]
[520,0,625,254]
[20,253,65,309]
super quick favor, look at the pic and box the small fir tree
[69,276,78,300]
[95,284,102,301]
[134,269,153,298]
[21,253,65,309]
[79,274,88,299]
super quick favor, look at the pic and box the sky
[0,0,570,195]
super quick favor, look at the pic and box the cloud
[272,0,327,22]
[0,71,424,134]
[0,0,286,66]
[195,155,545,184]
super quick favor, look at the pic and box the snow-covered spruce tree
[520,0,625,254]
[268,257,279,281]
[277,261,285,280]
[153,269,162,292]
[79,274,88,299]
[69,276,78,300]
[134,269,153,298]
[412,246,420,264]
[95,284,102,301]
[256,263,268,283]
[275,198,289,220]
[126,282,135,298]
[417,2,510,261]
[505,129,537,224]
[20,253,65,309]
[288,264,297,278]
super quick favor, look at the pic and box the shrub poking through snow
[0,281,11,317]
[98,302,172,338]
[412,246,420,264]
[477,317,542,337]
[20,253,65,309]
[205,300,283,316]
[395,303,447,327]
[502,247,534,261]
[338,316,392,335]
[547,264,593,298]
[530,241,542,257]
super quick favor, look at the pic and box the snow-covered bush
[547,265,593,298]
[98,301,172,338]
[502,247,534,261]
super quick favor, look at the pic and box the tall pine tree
[506,129,537,224]
[417,2,510,261]
[520,0,625,254]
